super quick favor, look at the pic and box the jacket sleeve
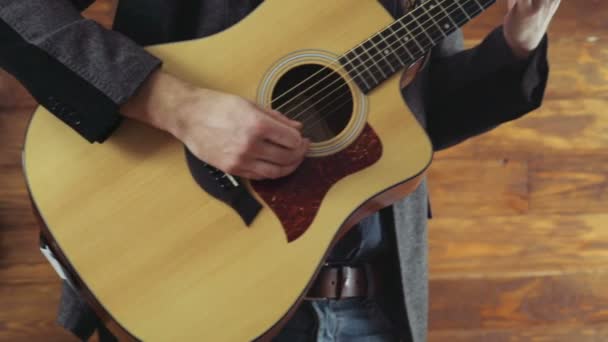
[425,26,549,151]
[0,0,162,142]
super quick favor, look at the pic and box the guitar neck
[339,0,496,93]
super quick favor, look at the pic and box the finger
[250,139,309,179]
[229,160,268,180]
[242,171,266,181]
[253,140,305,166]
[259,115,303,150]
[265,109,303,129]
[249,160,297,179]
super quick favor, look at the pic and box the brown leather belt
[304,264,375,300]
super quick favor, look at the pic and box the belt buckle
[304,263,339,301]
[304,264,365,301]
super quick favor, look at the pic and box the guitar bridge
[185,148,261,225]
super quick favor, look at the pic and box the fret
[339,0,495,94]
[409,7,436,46]
[387,25,415,62]
[368,35,396,74]
[461,0,485,19]
[373,30,406,69]
[471,0,486,12]
[340,51,372,92]
[361,40,388,79]
[396,18,426,55]
[455,0,472,20]
[421,1,446,38]
[426,0,459,36]
[353,45,382,84]
[432,1,458,28]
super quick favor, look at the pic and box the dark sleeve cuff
[517,35,549,105]
[425,27,550,151]
[0,1,163,143]
[487,25,550,104]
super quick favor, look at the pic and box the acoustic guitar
[23,0,495,340]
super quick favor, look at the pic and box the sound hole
[271,64,354,143]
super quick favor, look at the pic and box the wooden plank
[429,214,608,278]
[0,71,36,110]
[429,271,608,330]
[435,98,608,159]
[544,35,608,101]
[0,321,77,342]
[427,158,528,217]
[0,229,44,265]
[0,283,77,341]
[0,227,56,287]
[0,165,37,231]
[529,155,608,215]
[0,263,58,286]
[0,284,62,321]
[0,108,34,167]
[429,324,608,342]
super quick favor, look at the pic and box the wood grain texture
[530,155,608,214]
[0,108,33,167]
[429,324,608,342]
[0,284,76,341]
[429,214,608,278]
[429,271,608,330]
[427,158,529,217]
[0,165,37,231]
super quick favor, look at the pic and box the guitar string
[271,0,488,115]
[285,0,463,123]
[299,2,485,134]
[298,5,486,136]
[269,0,473,110]
[284,1,485,130]
[273,0,460,114]
[280,0,487,121]
[286,0,486,122]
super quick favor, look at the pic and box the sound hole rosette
[257,50,368,158]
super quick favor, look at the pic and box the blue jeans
[273,298,401,342]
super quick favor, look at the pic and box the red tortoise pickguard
[251,124,382,242]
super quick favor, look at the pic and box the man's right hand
[121,70,309,180]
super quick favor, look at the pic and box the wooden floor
[1,1,607,341]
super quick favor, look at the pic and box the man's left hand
[503,0,561,59]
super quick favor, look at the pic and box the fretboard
[339,0,496,93]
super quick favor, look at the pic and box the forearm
[121,69,199,138]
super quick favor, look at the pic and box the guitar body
[23,0,432,340]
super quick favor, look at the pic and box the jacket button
[68,112,81,126]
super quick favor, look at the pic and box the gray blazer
[0,0,549,341]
